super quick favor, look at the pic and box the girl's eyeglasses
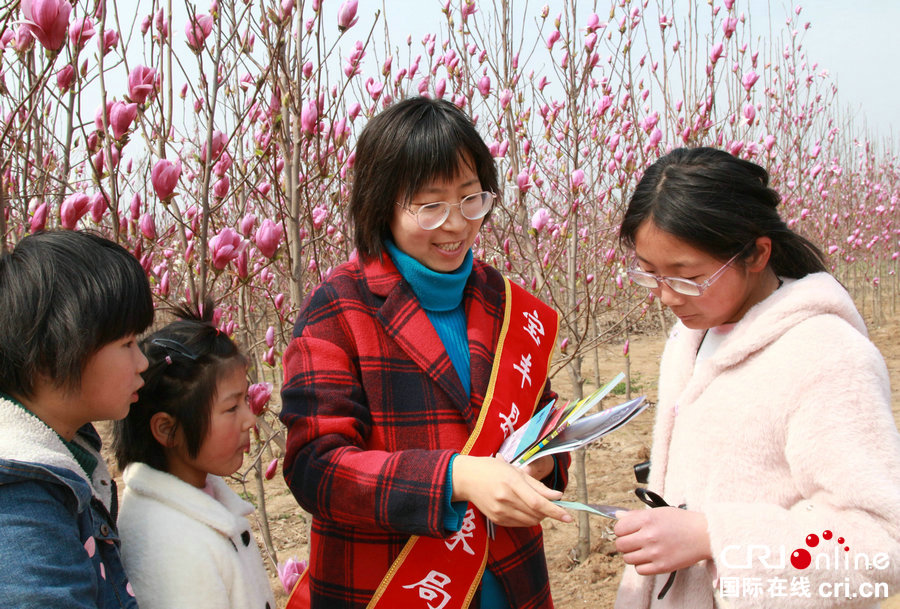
[626,250,744,297]
[396,191,495,231]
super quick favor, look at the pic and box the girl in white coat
[113,303,276,609]
[613,147,900,608]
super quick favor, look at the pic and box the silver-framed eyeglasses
[626,250,744,297]
[397,191,495,230]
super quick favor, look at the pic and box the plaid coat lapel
[363,254,473,421]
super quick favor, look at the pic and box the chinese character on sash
[499,403,519,438]
[445,509,477,556]
[523,310,545,345]
[402,571,452,609]
[513,353,533,389]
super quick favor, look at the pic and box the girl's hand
[521,455,555,482]
[614,507,712,574]
[451,455,573,528]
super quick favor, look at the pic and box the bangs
[394,104,498,203]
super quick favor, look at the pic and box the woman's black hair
[0,230,154,399]
[113,300,248,472]
[349,96,499,259]
[619,147,827,277]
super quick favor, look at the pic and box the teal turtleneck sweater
[385,240,471,395]
[384,241,509,609]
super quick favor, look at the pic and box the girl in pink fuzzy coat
[613,147,900,608]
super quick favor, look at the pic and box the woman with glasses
[613,147,900,608]
[279,96,572,609]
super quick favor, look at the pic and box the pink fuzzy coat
[615,273,900,608]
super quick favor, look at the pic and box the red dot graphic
[823,530,833,540]
[791,549,812,569]
[844,546,850,552]
[806,534,819,547]
[838,537,845,544]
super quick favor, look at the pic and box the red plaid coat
[280,253,570,609]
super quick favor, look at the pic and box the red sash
[287,278,558,609]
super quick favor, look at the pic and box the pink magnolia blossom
[98,28,118,55]
[29,202,48,232]
[239,213,256,237]
[460,0,476,21]
[337,0,358,31]
[570,168,585,190]
[248,382,273,416]
[741,70,759,91]
[13,25,34,52]
[255,218,283,259]
[531,208,550,231]
[213,151,232,176]
[648,126,662,148]
[89,192,108,223]
[279,0,294,21]
[60,192,90,228]
[139,213,156,240]
[742,103,756,125]
[128,65,158,104]
[546,29,560,50]
[108,101,138,139]
[709,42,724,65]
[68,17,94,49]
[301,101,318,136]
[365,78,384,101]
[277,558,308,595]
[200,130,227,162]
[311,205,328,229]
[722,17,737,38]
[56,64,74,91]
[154,8,168,40]
[0,29,14,48]
[264,458,278,480]
[21,0,71,51]
[516,171,530,194]
[130,192,142,220]
[185,13,213,51]
[478,74,491,97]
[213,176,229,198]
[209,227,246,270]
[151,158,181,200]
[92,147,120,173]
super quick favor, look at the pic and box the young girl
[280,96,572,609]
[613,147,900,608]
[0,229,152,608]
[113,304,276,609]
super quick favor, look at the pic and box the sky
[344,0,900,142]
[795,0,900,140]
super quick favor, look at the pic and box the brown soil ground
[102,312,900,608]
